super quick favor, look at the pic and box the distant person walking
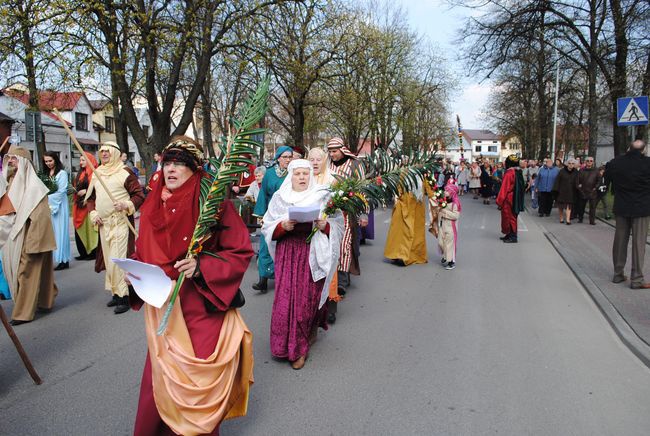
[552,159,578,225]
[576,156,599,224]
[536,158,559,217]
[605,139,650,289]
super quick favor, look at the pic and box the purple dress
[361,209,375,240]
[270,223,327,361]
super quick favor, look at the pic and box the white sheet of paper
[112,258,172,308]
[288,204,321,223]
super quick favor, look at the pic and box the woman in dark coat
[480,162,494,205]
[552,158,578,225]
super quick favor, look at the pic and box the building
[0,111,15,147]
[0,86,99,172]
[500,135,523,161]
[463,129,501,162]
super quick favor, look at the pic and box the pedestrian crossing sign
[617,96,649,126]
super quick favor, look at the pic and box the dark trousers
[613,216,649,286]
[538,191,553,215]
[576,197,598,224]
[74,231,96,259]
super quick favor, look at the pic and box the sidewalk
[527,204,650,364]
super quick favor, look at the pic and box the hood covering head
[97,141,125,176]
[276,159,317,205]
[274,145,293,161]
[327,137,356,159]
[444,181,462,213]
[2,146,49,242]
[505,154,520,169]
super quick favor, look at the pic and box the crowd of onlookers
[432,155,610,225]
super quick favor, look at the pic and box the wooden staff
[51,109,138,237]
[0,136,10,155]
[0,304,42,385]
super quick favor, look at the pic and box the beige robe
[437,204,460,262]
[87,168,143,297]
[3,197,58,321]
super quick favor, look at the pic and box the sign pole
[551,61,560,161]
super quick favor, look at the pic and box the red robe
[496,168,518,235]
[130,171,253,435]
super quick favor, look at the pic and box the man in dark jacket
[576,156,599,224]
[605,139,650,289]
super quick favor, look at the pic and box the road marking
[519,216,529,232]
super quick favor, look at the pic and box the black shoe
[441,257,447,265]
[578,218,583,223]
[499,235,508,241]
[36,307,52,314]
[392,259,406,267]
[9,319,30,326]
[538,213,544,217]
[75,255,86,261]
[445,261,455,270]
[545,213,550,217]
[54,262,69,271]
[114,297,130,314]
[252,278,268,293]
[327,313,336,324]
[337,286,346,296]
[107,295,119,307]
[566,222,571,225]
[503,236,518,243]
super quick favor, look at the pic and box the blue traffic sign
[617,96,649,126]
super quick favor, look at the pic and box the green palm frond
[363,146,440,202]
[157,77,270,336]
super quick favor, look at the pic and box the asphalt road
[1,197,650,435]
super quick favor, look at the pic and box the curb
[544,231,650,368]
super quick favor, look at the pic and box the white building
[460,129,501,162]
[0,86,99,172]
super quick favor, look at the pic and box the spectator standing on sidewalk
[552,158,578,225]
[576,156,599,224]
[594,165,611,219]
[605,139,650,289]
[536,158,559,217]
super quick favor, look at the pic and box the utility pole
[551,61,560,161]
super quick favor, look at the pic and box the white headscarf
[2,147,49,243]
[261,159,343,307]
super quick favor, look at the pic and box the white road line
[518,216,529,232]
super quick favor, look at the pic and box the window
[143,125,150,137]
[488,146,498,153]
[105,116,114,133]
[476,140,482,143]
[75,112,88,131]
[475,145,482,152]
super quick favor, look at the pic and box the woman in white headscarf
[262,159,343,369]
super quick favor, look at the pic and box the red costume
[496,168,518,235]
[130,169,253,435]
[496,157,525,243]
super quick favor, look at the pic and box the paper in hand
[112,258,172,308]
[288,204,321,223]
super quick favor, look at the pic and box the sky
[401,0,492,130]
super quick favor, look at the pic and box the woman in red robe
[496,155,525,243]
[129,137,254,436]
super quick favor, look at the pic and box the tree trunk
[292,98,305,149]
[201,76,215,159]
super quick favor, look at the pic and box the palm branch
[361,146,440,206]
[157,77,270,335]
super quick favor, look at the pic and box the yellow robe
[384,192,428,265]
